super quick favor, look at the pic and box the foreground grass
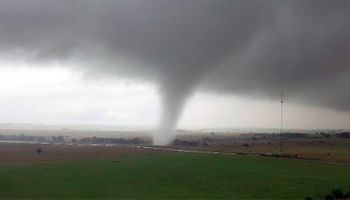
[0,154,349,199]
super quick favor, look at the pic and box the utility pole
[280,91,284,153]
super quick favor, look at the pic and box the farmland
[0,143,349,199]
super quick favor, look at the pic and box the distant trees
[172,139,212,147]
[77,137,150,145]
[316,131,350,138]
[202,137,214,142]
[319,132,331,138]
[335,132,350,138]
[52,135,64,143]
[0,133,150,145]
[71,138,77,144]
[172,139,199,146]
[242,143,250,147]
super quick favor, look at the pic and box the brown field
[1,132,349,164]
[0,143,170,163]
[171,134,350,164]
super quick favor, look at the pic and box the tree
[324,194,334,200]
[346,191,350,199]
[305,196,312,200]
[36,148,42,154]
[332,189,345,199]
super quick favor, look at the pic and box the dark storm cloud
[199,2,350,111]
[0,0,350,143]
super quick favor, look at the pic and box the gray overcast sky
[0,0,350,132]
[1,65,349,130]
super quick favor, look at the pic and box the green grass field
[0,154,349,199]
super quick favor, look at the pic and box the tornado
[154,90,188,145]
[153,72,197,145]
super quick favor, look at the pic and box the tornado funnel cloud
[153,80,194,145]
[154,100,183,145]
